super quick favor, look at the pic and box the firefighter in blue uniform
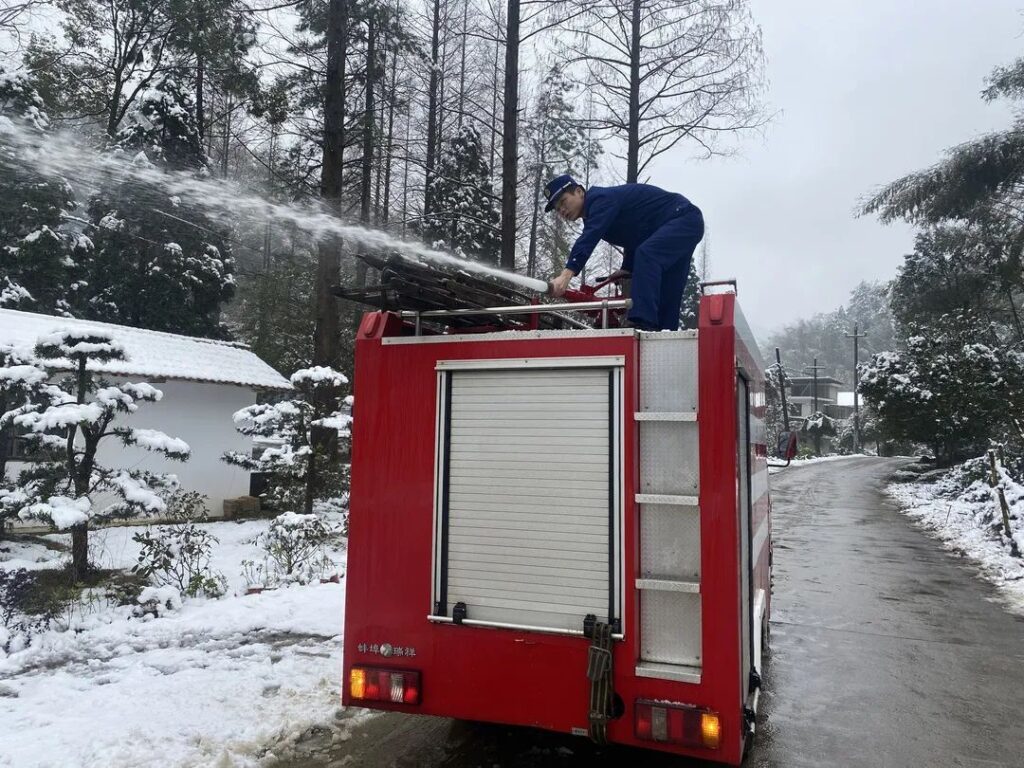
[544,175,704,331]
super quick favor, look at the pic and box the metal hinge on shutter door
[635,332,703,683]
[430,360,623,637]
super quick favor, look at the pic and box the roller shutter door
[435,365,617,633]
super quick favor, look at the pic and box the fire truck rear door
[430,357,624,635]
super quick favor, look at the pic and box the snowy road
[285,457,1024,768]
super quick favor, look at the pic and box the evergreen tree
[0,345,50,538]
[223,366,351,514]
[14,329,190,581]
[0,68,87,314]
[679,259,701,330]
[164,0,259,141]
[421,124,500,260]
[524,65,601,277]
[859,311,1024,464]
[81,77,236,337]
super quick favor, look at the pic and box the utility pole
[775,348,790,434]
[845,323,867,453]
[803,358,827,455]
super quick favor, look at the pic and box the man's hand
[549,268,574,298]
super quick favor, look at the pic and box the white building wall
[96,379,256,518]
[7,379,257,523]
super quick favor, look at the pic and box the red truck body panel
[343,294,769,766]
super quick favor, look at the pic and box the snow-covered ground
[0,517,353,767]
[888,458,1024,616]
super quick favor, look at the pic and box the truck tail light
[349,666,421,705]
[634,700,720,750]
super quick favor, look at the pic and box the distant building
[785,375,844,418]
[1,308,291,520]
[827,391,863,420]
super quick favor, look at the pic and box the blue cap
[543,174,578,212]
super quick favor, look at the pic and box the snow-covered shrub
[0,568,37,653]
[131,491,226,598]
[224,366,351,515]
[134,585,183,618]
[860,311,1024,465]
[0,568,33,630]
[240,558,268,589]
[801,411,836,439]
[257,511,338,584]
[14,329,190,581]
[0,344,50,537]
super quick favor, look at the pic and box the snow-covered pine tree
[0,345,50,538]
[524,65,601,278]
[224,366,351,515]
[82,77,236,337]
[421,125,500,262]
[14,329,190,581]
[0,68,89,314]
[679,259,701,330]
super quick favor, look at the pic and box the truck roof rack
[400,299,633,334]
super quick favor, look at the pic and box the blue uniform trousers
[627,209,705,331]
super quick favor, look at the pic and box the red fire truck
[342,287,771,765]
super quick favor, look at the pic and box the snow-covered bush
[224,366,351,515]
[131,491,226,598]
[860,311,1024,465]
[135,585,183,618]
[801,411,836,439]
[0,344,50,537]
[0,568,35,653]
[13,329,190,581]
[257,511,338,584]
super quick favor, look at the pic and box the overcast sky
[643,0,1024,338]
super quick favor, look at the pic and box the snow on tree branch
[34,329,126,363]
[117,428,191,460]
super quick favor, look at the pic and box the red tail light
[634,700,720,750]
[349,666,421,705]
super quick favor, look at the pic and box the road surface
[275,457,1024,768]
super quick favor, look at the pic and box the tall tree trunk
[107,75,125,136]
[69,356,89,582]
[1006,286,1024,343]
[489,2,502,173]
[382,39,398,226]
[71,525,88,581]
[457,0,468,129]
[361,15,376,226]
[499,0,520,269]
[401,107,411,235]
[221,95,233,177]
[424,0,443,216]
[626,0,641,183]
[356,13,376,293]
[312,0,348,483]
[316,0,348,365]
[526,159,542,277]
[196,53,206,142]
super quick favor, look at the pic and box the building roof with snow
[0,308,291,390]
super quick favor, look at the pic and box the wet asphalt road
[277,457,1024,768]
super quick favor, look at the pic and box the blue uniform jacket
[565,184,698,274]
